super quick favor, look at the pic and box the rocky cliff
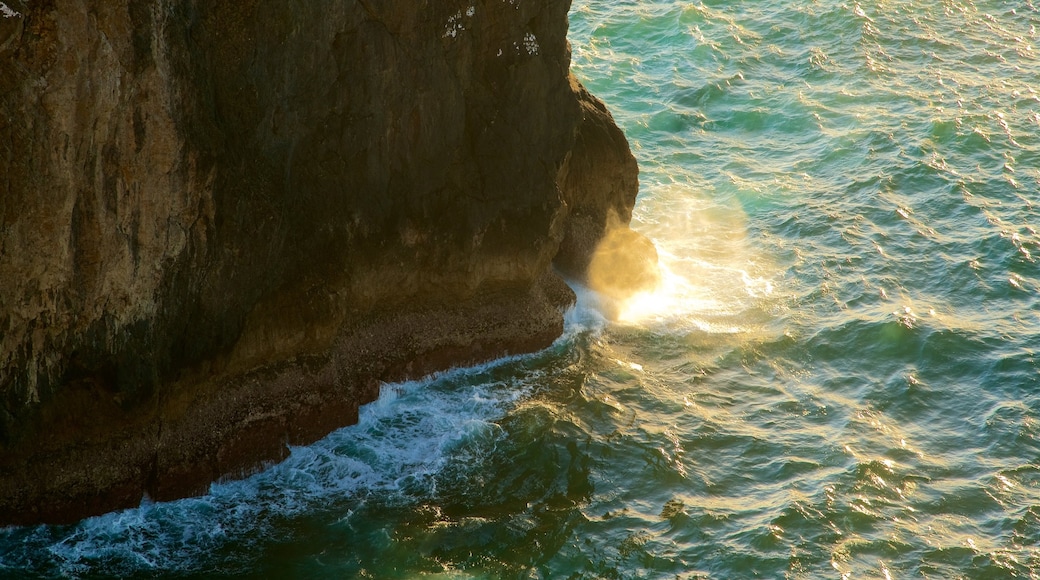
[0,0,646,525]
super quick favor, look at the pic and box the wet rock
[554,77,660,296]
[0,0,646,524]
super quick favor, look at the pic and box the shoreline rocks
[0,0,652,525]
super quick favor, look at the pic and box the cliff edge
[0,0,649,525]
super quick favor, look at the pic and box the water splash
[0,347,578,576]
[611,181,780,336]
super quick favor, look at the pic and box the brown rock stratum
[0,0,654,525]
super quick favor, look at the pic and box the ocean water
[4,1,1040,577]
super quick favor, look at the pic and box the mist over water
[5,1,1040,577]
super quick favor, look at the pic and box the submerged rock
[0,0,650,524]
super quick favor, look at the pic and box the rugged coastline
[0,0,649,525]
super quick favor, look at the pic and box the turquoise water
[5,1,1040,577]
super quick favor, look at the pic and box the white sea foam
[608,188,780,336]
[3,308,602,576]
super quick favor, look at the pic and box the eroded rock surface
[0,0,647,525]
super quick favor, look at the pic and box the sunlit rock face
[554,78,660,303]
[0,0,645,524]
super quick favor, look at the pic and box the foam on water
[0,299,609,577]
[562,2,1040,577]
[614,181,781,336]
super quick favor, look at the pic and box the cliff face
[0,0,642,525]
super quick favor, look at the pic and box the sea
[3,1,1040,577]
